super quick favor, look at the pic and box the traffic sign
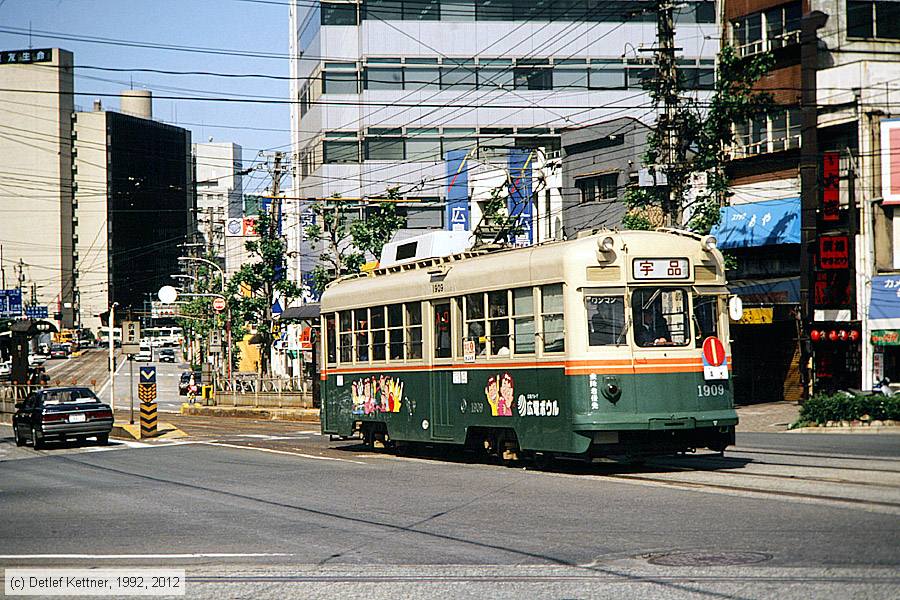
[0,289,22,318]
[212,297,226,312]
[702,336,726,367]
[122,320,140,354]
[24,305,49,318]
[139,365,157,384]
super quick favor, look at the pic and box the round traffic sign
[212,297,227,312]
[702,336,726,367]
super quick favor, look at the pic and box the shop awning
[728,277,800,305]
[869,275,900,330]
[711,197,800,249]
[279,303,320,321]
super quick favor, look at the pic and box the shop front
[869,275,900,387]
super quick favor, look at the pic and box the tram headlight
[600,236,615,252]
[702,235,718,251]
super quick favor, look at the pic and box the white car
[0,360,10,377]
[28,354,48,367]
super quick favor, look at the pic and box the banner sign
[445,149,470,232]
[507,149,534,247]
[822,151,840,221]
[871,330,900,346]
[869,275,900,329]
[881,119,900,205]
[818,235,849,270]
[1,48,52,65]
[0,289,23,318]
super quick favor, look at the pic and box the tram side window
[354,309,369,362]
[488,290,510,356]
[388,303,404,359]
[406,302,423,359]
[339,310,352,363]
[326,314,337,364]
[632,288,689,347]
[541,284,565,353]
[434,301,452,358]
[465,293,486,355]
[693,295,719,347]
[371,306,386,361]
[586,296,626,346]
[512,287,535,354]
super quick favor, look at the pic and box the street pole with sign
[121,320,140,424]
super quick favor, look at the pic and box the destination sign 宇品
[632,258,690,280]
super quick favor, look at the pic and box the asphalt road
[1,421,898,599]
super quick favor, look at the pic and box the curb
[180,404,320,423]
[111,421,188,441]
[788,425,900,434]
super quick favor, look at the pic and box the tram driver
[635,297,671,347]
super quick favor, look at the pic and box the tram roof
[320,229,721,312]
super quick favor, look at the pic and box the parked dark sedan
[12,387,113,449]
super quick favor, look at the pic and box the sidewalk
[180,403,320,423]
[735,401,800,433]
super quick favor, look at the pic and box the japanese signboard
[0,289,23,318]
[507,149,534,247]
[445,149,470,232]
[818,235,849,270]
[0,49,53,65]
[813,271,853,310]
[822,151,840,221]
[632,258,690,280]
[24,305,48,319]
[737,307,774,325]
[122,320,140,354]
[871,330,900,346]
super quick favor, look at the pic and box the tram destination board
[632,258,690,280]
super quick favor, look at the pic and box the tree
[227,205,302,376]
[174,262,220,371]
[623,45,774,233]
[304,188,404,295]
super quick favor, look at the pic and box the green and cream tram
[319,230,737,461]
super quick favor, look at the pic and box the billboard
[445,149,470,232]
[0,289,23,318]
[881,119,900,205]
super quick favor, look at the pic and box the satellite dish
[158,285,178,304]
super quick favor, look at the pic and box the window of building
[441,0,475,20]
[403,205,444,228]
[406,136,443,161]
[576,172,618,203]
[405,66,441,89]
[365,136,405,160]
[405,0,440,19]
[541,284,565,352]
[365,66,404,90]
[553,59,588,89]
[323,140,359,163]
[586,295,626,346]
[322,71,359,94]
[731,2,801,55]
[365,0,404,20]
[847,1,900,40]
[512,287,535,354]
[478,59,514,89]
[626,61,656,89]
[632,288,689,347]
[733,107,801,157]
[476,0,516,20]
[514,60,552,90]
[588,59,626,89]
[321,2,358,25]
[441,60,477,89]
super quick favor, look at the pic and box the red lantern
[849,330,860,342]
[838,330,848,341]
[828,330,838,342]
[810,330,821,342]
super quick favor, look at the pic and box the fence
[0,381,99,423]
[210,374,313,409]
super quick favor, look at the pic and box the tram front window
[632,288,689,347]
[586,295,626,346]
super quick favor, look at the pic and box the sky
[0,0,291,195]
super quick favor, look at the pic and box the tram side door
[430,301,455,440]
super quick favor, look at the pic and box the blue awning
[729,277,800,305]
[870,275,900,329]
[711,197,800,249]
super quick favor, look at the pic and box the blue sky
[0,0,290,193]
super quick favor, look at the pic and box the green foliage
[227,205,303,375]
[304,188,404,295]
[627,44,774,233]
[795,393,900,427]
[622,212,654,231]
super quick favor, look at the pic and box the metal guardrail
[218,375,307,394]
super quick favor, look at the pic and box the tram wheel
[532,452,555,471]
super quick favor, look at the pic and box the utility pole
[654,0,683,227]
[1,245,5,289]
[17,259,25,316]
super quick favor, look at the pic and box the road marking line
[0,553,294,559]
[203,441,367,464]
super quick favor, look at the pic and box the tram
[319,229,738,462]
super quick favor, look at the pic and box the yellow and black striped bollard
[138,382,157,437]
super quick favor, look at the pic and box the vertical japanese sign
[507,149,534,247]
[445,149,470,232]
[881,119,900,205]
[822,151,840,221]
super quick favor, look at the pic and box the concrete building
[0,48,76,327]
[194,142,244,261]
[288,0,719,290]
[560,117,651,237]
[713,0,900,399]
[74,92,194,332]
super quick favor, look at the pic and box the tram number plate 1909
[703,365,728,380]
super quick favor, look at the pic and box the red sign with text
[818,235,849,270]
[822,152,840,221]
